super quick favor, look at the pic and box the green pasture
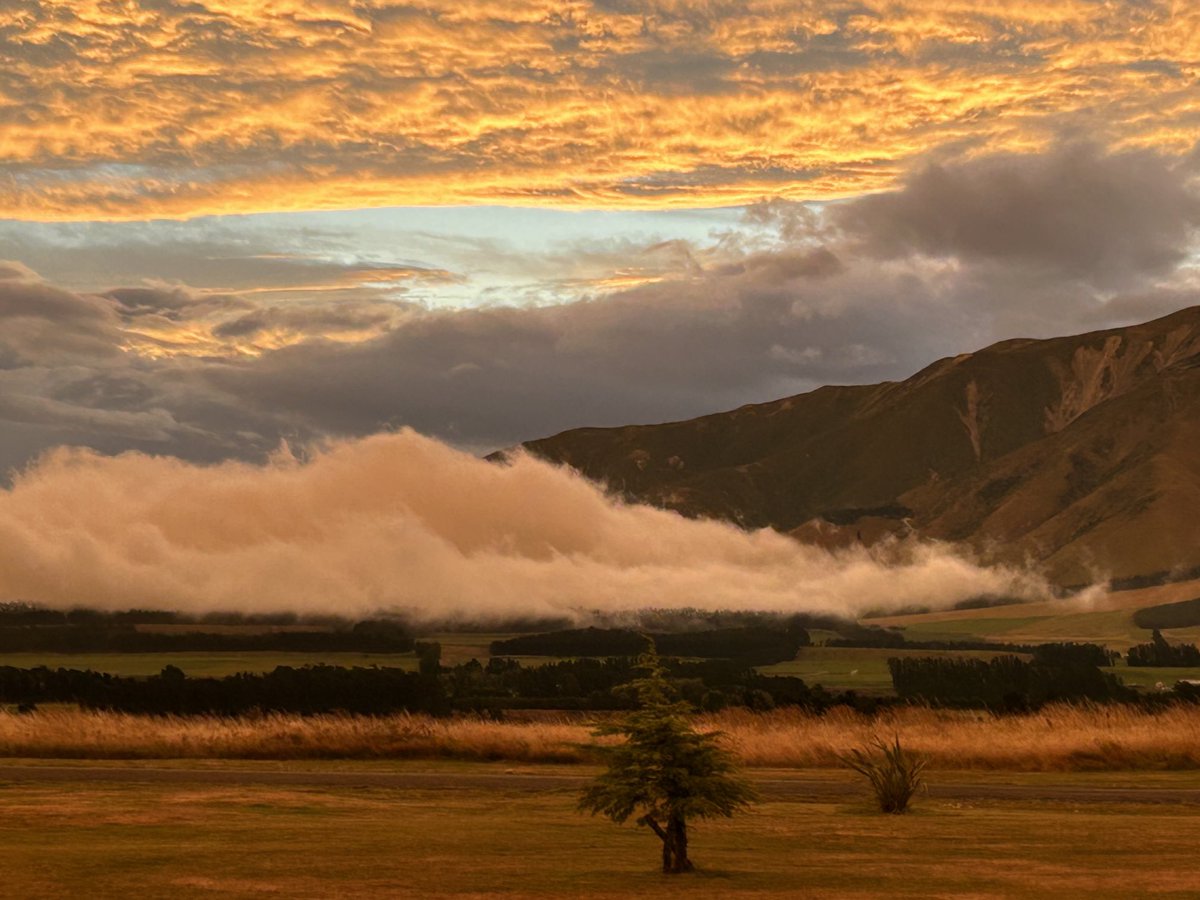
[756,647,1030,693]
[1,765,1199,898]
[425,633,518,665]
[889,609,1200,650]
[1112,666,1200,690]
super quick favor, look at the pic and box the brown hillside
[516,307,1200,585]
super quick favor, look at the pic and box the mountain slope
[516,307,1200,585]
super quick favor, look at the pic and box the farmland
[756,647,1028,693]
[1,764,1199,898]
[2,588,1200,897]
[873,578,1200,650]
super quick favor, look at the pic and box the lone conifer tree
[578,642,757,873]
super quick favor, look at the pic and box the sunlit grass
[757,647,1027,693]
[2,774,1200,898]
[2,704,1198,771]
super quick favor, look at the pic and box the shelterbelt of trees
[2,640,1199,717]
[0,603,415,653]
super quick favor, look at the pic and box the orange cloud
[1,1,1197,219]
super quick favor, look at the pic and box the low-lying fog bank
[0,430,1051,622]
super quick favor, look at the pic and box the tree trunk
[665,814,694,873]
[642,813,694,874]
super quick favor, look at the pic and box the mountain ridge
[512,306,1200,586]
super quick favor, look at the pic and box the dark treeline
[0,650,887,717]
[4,640,1197,718]
[491,620,1037,662]
[445,654,876,714]
[0,602,350,628]
[0,664,447,716]
[1126,630,1200,666]
[0,609,412,652]
[888,643,1132,710]
[489,623,810,666]
[0,625,415,654]
[825,634,1033,653]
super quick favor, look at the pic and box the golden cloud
[1,1,1197,219]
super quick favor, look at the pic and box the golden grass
[1,704,1198,770]
[711,704,1200,771]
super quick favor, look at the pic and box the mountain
[513,307,1200,586]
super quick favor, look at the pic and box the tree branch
[637,814,668,843]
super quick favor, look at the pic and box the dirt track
[2,765,1199,805]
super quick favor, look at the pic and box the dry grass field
[3,704,1199,771]
[1,768,1199,899]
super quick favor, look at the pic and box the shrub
[1127,630,1200,667]
[840,735,926,813]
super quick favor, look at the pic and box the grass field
[757,647,1029,693]
[4,704,1200,770]
[426,633,516,665]
[1,766,1199,898]
[873,578,1200,650]
[884,609,1199,648]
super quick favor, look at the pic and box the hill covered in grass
[513,307,1200,586]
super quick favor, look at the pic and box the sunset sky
[2,1,1199,471]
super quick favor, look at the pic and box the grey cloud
[0,269,124,364]
[835,144,1200,287]
[0,222,456,300]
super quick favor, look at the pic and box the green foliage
[1031,642,1119,668]
[1127,630,1200,667]
[491,623,809,666]
[578,642,757,873]
[888,653,1129,709]
[840,735,926,814]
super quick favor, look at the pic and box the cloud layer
[1,1,1198,217]
[0,144,1196,473]
[0,430,1048,620]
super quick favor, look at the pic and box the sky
[0,1,1197,615]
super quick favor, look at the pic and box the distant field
[1114,666,1200,690]
[1,766,1199,898]
[424,633,516,665]
[0,652,419,677]
[756,647,1028,693]
[874,578,1200,650]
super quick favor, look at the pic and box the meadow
[756,647,1030,693]
[873,578,1200,650]
[1,766,1199,898]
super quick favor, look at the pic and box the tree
[578,642,757,873]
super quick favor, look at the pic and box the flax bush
[840,735,926,813]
